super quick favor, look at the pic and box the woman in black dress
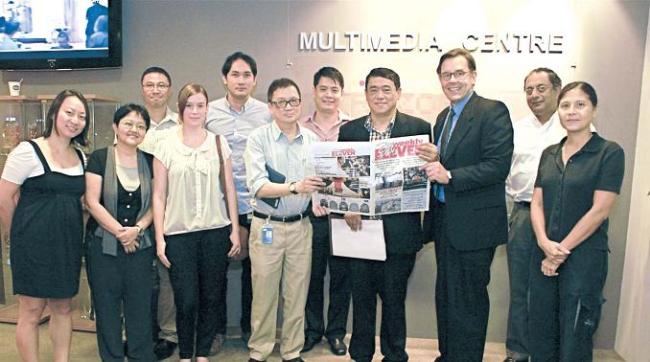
[529,82,625,361]
[0,90,89,361]
[85,104,155,361]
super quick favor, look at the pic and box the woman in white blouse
[152,83,240,362]
[0,89,89,362]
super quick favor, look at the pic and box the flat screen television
[0,0,121,70]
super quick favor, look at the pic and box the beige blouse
[154,127,232,235]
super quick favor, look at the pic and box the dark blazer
[423,93,513,250]
[338,110,432,255]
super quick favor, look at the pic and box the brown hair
[177,83,208,122]
[436,48,476,75]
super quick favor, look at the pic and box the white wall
[615,3,650,360]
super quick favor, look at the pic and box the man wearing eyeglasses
[503,68,568,362]
[244,78,325,362]
[339,68,434,362]
[422,48,513,362]
[205,51,271,355]
[138,66,180,361]
[299,66,351,357]
[139,66,178,155]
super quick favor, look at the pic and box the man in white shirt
[138,66,180,360]
[139,66,179,155]
[504,68,564,362]
[205,52,271,354]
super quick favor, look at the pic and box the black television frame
[0,0,122,71]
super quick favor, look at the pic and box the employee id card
[261,221,273,244]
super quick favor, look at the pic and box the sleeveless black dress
[10,140,85,298]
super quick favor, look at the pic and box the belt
[516,201,531,207]
[253,210,309,223]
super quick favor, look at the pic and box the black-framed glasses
[440,70,470,81]
[271,98,301,109]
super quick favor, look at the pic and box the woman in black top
[85,104,155,361]
[528,82,625,361]
[0,90,89,362]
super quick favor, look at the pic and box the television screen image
[0,0,121,70]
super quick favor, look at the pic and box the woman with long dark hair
[0,89,89,362]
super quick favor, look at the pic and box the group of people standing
[0,47,624,362]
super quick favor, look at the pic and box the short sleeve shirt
[534,133,624,250]
[154,127,233,235]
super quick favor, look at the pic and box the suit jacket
[338,110,432,255]
[423,93,513,251]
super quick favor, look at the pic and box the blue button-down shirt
[436,91,473,202]
[206,96,272,215]
[244,121,319,217]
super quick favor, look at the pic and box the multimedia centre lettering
[298,32,564,54]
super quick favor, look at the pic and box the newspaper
[310,135,430,216]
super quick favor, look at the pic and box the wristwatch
[289,181,298,194]
[446,171,452,182]
[135,224,145,239]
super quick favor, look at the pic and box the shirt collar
[364,112,397,133]
[450,90,474,116]
[225,94,253,113]
[553,132,601,155]
[176,128,214,155]
[271,120,304,143]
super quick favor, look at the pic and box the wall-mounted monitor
[0,0,121,71]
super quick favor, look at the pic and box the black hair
[313,66,344,89]
[222,51,258,77]
[43,89,90,146]
[141,66,172,86]
[267,78,301,102]
[365,67,400,90]
[524,67,562,90]
[558,81,598,107]
[113,103,151,130]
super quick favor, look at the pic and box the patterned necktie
[439,107,455,158]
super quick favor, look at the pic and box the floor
[0,322,625,361]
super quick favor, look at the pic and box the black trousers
[304,215,351,341]
[433,204,496,362]
[216,214,253,335]
[165,226,231,359]
[86,235,155,362]
[528,245,607,362]
[349,254,416,362]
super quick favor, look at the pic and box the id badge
[261,222,273,245]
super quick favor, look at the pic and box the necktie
[439,107,455,158]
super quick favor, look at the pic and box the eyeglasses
[440,70,470,81]
[524,84,551,95]
[142,82,170,91]
[270,98,301,109]
[120,121,147,132]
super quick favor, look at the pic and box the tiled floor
[0,323,625,361]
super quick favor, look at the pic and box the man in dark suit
[339,67,435,362]
[422,49,514,361]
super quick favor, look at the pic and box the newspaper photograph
[310,135,430,216]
